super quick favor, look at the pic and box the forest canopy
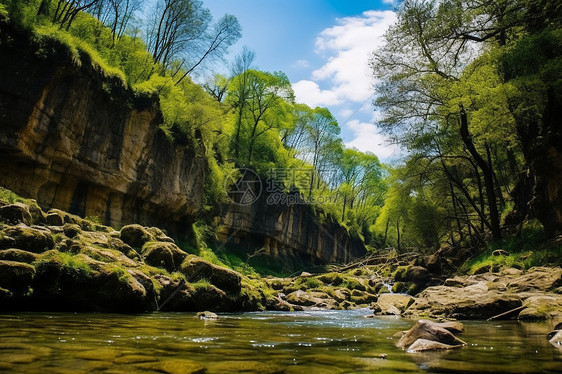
[2,0,561,257]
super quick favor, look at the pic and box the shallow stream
[0,309,561,373]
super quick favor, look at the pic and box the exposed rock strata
[219,188,367,264]
[0,23,206,234]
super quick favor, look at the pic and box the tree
[145,0,210,69]
[50,0,101,30]
[174,14,241,84]
[228,47,255,161]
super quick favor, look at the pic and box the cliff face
[0,25,206,233]
[218,189,367,265]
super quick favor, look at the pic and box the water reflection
[0,310,561,373]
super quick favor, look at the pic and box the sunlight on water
[0,309,561,373]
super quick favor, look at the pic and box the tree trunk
[459,105,502,240]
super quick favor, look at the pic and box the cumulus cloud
[292,80,341,107]
[345,119,398,160]
[293,10,396,107]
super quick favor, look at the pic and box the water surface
[0,309,561,373]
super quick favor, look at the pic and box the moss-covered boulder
[62,223,82,238]
[0,248,39,263]
[0,226,54,253]
[120,224,153,249]
[0,203,32,225]
[110,238,140,260]
[142,241,187,272]
[188,282,229,311]
[0,260,35,295]
[181,255,242,293]
[45,211,64,226]
[32,251,150,312]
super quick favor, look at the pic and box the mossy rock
[392,282,408,293]
[0,248,39,263]
[188,282,229,311]
[0,203,32,225]
[181,255,242,294]
[32,252,150,312]
[0,260,35,295]
[110,238,140,260]
[317,272,344,286]
[142,241,187,272]
[146,227,175,243]
[63,223,82,238]
[45,212,64,226]
[341,277,366,291]
[393,266,409,281]
[120,224,153,249]
[1,226,54,253]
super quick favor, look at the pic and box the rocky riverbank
[3,191,562,318]
[0,195,383,313]
[373,266,562,321]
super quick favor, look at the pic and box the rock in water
[549,330,562,350]
[373,293,414,315]
[397,320,466,352]
[407,338,464,352]
[196,311,218,320]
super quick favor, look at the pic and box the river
[0,309,561,373]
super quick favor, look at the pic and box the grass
[35,25,127,85]
[0,187,33,205]
[460,220,562,274]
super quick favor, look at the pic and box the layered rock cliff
[0,23,206,234]
[218,187,367,265]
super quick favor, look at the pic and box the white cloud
[292,80,341,107]
[293,10,396,107]
[345,119,398,160]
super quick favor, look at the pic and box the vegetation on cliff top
[1,0,562,273]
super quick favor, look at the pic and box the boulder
[549,330,562,350]
[196,311,218,320]
[518,294,562,320]
[507,267,562,292]
[142,241,187,272]
[62,223,82,238]
[45,212,64,226]
[32,252,150,312]
[0,249,39,263]
[350,289,378,305]
[403,281,522,319]
[407,338,464,352]
[0,203,32,225]
[404,266,431,284]
[373,293,414,316]
[0,260,35,295]
[120,224,153,249]
[397,320,466,351]
[0,226,54,253]
[181,255,241,294]
[286,290,324,307]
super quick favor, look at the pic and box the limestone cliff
[218,188,367,265]
[0,24,206,233]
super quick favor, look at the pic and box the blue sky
[204,1,398,161]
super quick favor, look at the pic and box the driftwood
[334,251,422,273]
[487,305,527,321]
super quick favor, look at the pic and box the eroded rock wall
[218,189,367,265]
[0,24,205,233]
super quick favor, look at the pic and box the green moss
[317,272,344,286]
[341,277,366,291]
[294,277,321,290]
[393,266,409,281]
